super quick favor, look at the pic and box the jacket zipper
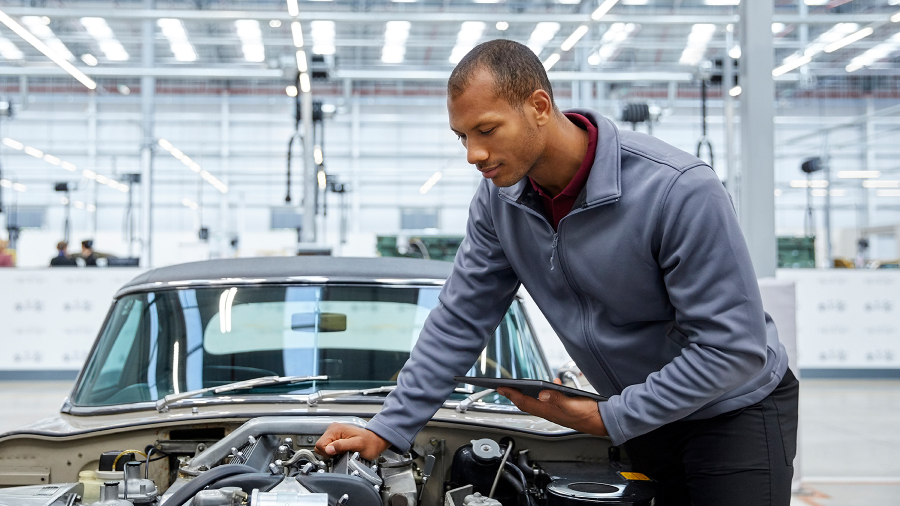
[500,194,625,392]
[555,204,625,393]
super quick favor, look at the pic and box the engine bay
[0,417,654,506]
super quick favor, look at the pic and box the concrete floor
[1,379,898,504]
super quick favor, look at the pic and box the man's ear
[528,89,553,127]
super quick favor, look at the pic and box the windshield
[71,284,551,407]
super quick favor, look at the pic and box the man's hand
[315,423,391,461]
[496,379,608,437]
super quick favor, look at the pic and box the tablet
[454,376,608,402]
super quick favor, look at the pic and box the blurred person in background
[0,240,15,267]
[79,240,98,266]
[50,241,77,267]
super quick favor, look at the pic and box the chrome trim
[114,277,446,298]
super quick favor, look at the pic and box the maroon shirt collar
[528,112,599,199]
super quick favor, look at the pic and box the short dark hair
[448,39,556,111]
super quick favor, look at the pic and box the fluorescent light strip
[0,35,23,59]
[419,171,442,194]
[862,180,900,188]
[0,179,25,192]
[235,20,265,63]
[3,136,127,191]
[773,54,812,77]
[591,0,619,21]
[846,32,900,73]
[790,180,829,188]
[310,20,335,55]
[158,138,228,193]
[382,21,411,64]
[590,22,637,65]
[299,72,311,93]
[543,53,561,70]
[527,22,560,56]
[20,16,75,61]
[291,21,304,48]
[296,49,308,72]
[824,26,873,53]
[560,25,589,52]
[80,17,129,61]
[286,0,300,17]
[876,189,900,197]
[679,24,716,66]
[449,21,485,64]
[0,10,96,89]
[182,198,199,210]
[837,170,880,178]
[158,18,196,62]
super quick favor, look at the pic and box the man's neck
[527,112,590,197]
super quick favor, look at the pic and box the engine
[0,417,654,506]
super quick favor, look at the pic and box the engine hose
[503,462,537,506]
[162,464,258,506]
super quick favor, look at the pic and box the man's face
[448,69,545,188]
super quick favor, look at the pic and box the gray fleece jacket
[366,109,788,447]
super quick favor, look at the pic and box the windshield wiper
[305,386,488,407]
[306,385,396,407]
[156,375,328,413]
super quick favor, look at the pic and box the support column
[301,85,315,243]
[351,93,361,234]
[88,90,98,237]
[140,0,156,267]
[738,0,776,277]
[218,90,230,259]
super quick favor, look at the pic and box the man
[80,239,98,266]
[50,241,77,267]
[317,39,798,505]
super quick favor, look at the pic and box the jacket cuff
[599,399,626,446]
[365,417,412,453]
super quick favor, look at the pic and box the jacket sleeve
[366,182,521,451]
[599,165,769,445]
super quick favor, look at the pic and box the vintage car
[0,257,655,506]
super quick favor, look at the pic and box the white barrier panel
[776,269,900,370]
[0,269,144,372]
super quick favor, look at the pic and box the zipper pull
[550,233,558,270]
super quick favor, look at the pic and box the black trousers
[622,369,799,506]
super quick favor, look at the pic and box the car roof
[120,256,455,293]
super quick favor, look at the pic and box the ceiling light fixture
[382,21,411,64]
[419,172,442,194]
[591,0,619,21]
[824,26,873,53]
[295,49,308,71]
[876,189,900,197]
[772,54,812,76]
[310,20,335,55]
[527,22,560,56]
[495,22,509,31]
[862,180,900,188]
[679,23,716,66]
[0,35,23,60]
[158,18,197,62]
[299,72,311,93]
[592,22,638,65]
[81,53,98,66]
[837,170,880,178]
[235,20,265,63]
[80,17,129,61]
[285,85,298,97]
[158,138,228,193]
[286,0,300,17]
[560,25,589,52]
[543,53,561,70]
[790,179,828,188]
[291,21,304,47]
[450,22,486,64]
[0,10,95,89]
[20,15,75,61]
[846,32,900,73]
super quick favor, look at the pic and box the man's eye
[480,128,495,135]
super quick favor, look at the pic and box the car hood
[0,396,579,441]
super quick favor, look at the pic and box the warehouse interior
[0,0,898,505]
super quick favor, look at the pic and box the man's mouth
[479,164,501,178]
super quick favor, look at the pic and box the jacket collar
[498,108,622,208]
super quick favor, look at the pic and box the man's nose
[467,142,489,165]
